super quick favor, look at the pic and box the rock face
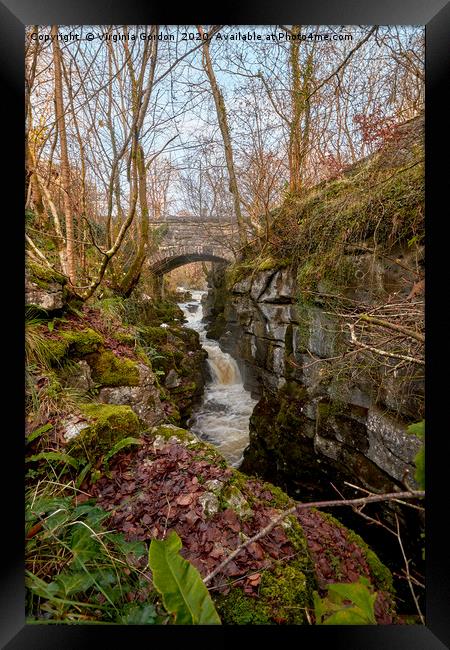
[203,257,424,498]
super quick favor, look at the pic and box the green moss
[149,424,196,443]
[216,559,310,625]
[138,326,168,344]
[216,588,272,625]
[169,381,197,396]
[115,331,137,346]
[27,261,67,288]
[43,328,104,366]
[60,328,104,356]
[256,256,291,272]
[220,485,252,517]
[68,403,141,464]
[45,337,70,364]
[87,350,140,387]
[263,482,292,509]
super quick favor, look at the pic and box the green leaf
[26,422,53,444]
[47,320,55,332]
[117,603,157,625]
[26,451,79,469]
[109,533,146,559]
[75,461,92,488]
[149,531,221,625]
[54,571,95,597]
[103,437,143,466]
[314,577,377,625]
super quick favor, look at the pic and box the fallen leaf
[176,494,194,506]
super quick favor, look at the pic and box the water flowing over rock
[178,289,257,467]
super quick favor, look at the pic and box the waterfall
[177,288,257,467]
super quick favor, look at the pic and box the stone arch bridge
[147,216,239,275]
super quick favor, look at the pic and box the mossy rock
[219,485,252,517]
[216,519,312,625]
[115,331,137,346]
[87,350,140,387]
[138,326,169,345]
[148,424,198,444]
[27,261,67,289]
[60,328,104,357]
[68,402,141,465]
[44,337,71,364]
[45,328,104,365]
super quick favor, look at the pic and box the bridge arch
[150,251,230,276]
[147,217,238,276]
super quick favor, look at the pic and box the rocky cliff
[203,116,425,505]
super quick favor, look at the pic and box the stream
[177,289,257,467]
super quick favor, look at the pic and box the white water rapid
[177,288,257,467]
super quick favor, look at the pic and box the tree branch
[348,324,424,365]
[358,314,424,344]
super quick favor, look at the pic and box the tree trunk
[119,144,151,297]
[197,26,247,247]
[51,25,76,283]
[288,26,313,195]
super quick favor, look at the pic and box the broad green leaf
[149,531,221,625]
[314,577,377,625]
[103,437,143,465]
[322,606,374,625]
[69,522,100,565]
[54,571,95,597]
[117,603,157,625]
[109,533,146,559]
[47,320,55,332]
[26,422,53,444]
[328,579,376,615]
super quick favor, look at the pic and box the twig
[348,324,424,365]
[203,489,424,585]
[358,314,424,344]
[395,513,425,625]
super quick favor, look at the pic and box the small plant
[95,296,126,331]
[313,576,377,625]
[26,479,160,624]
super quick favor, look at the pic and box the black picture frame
[2,0,449,647]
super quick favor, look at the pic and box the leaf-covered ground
[86,430,396,623]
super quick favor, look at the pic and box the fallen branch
[358,314,424,344]
[203,489,424,585]
[348,324,424,366]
